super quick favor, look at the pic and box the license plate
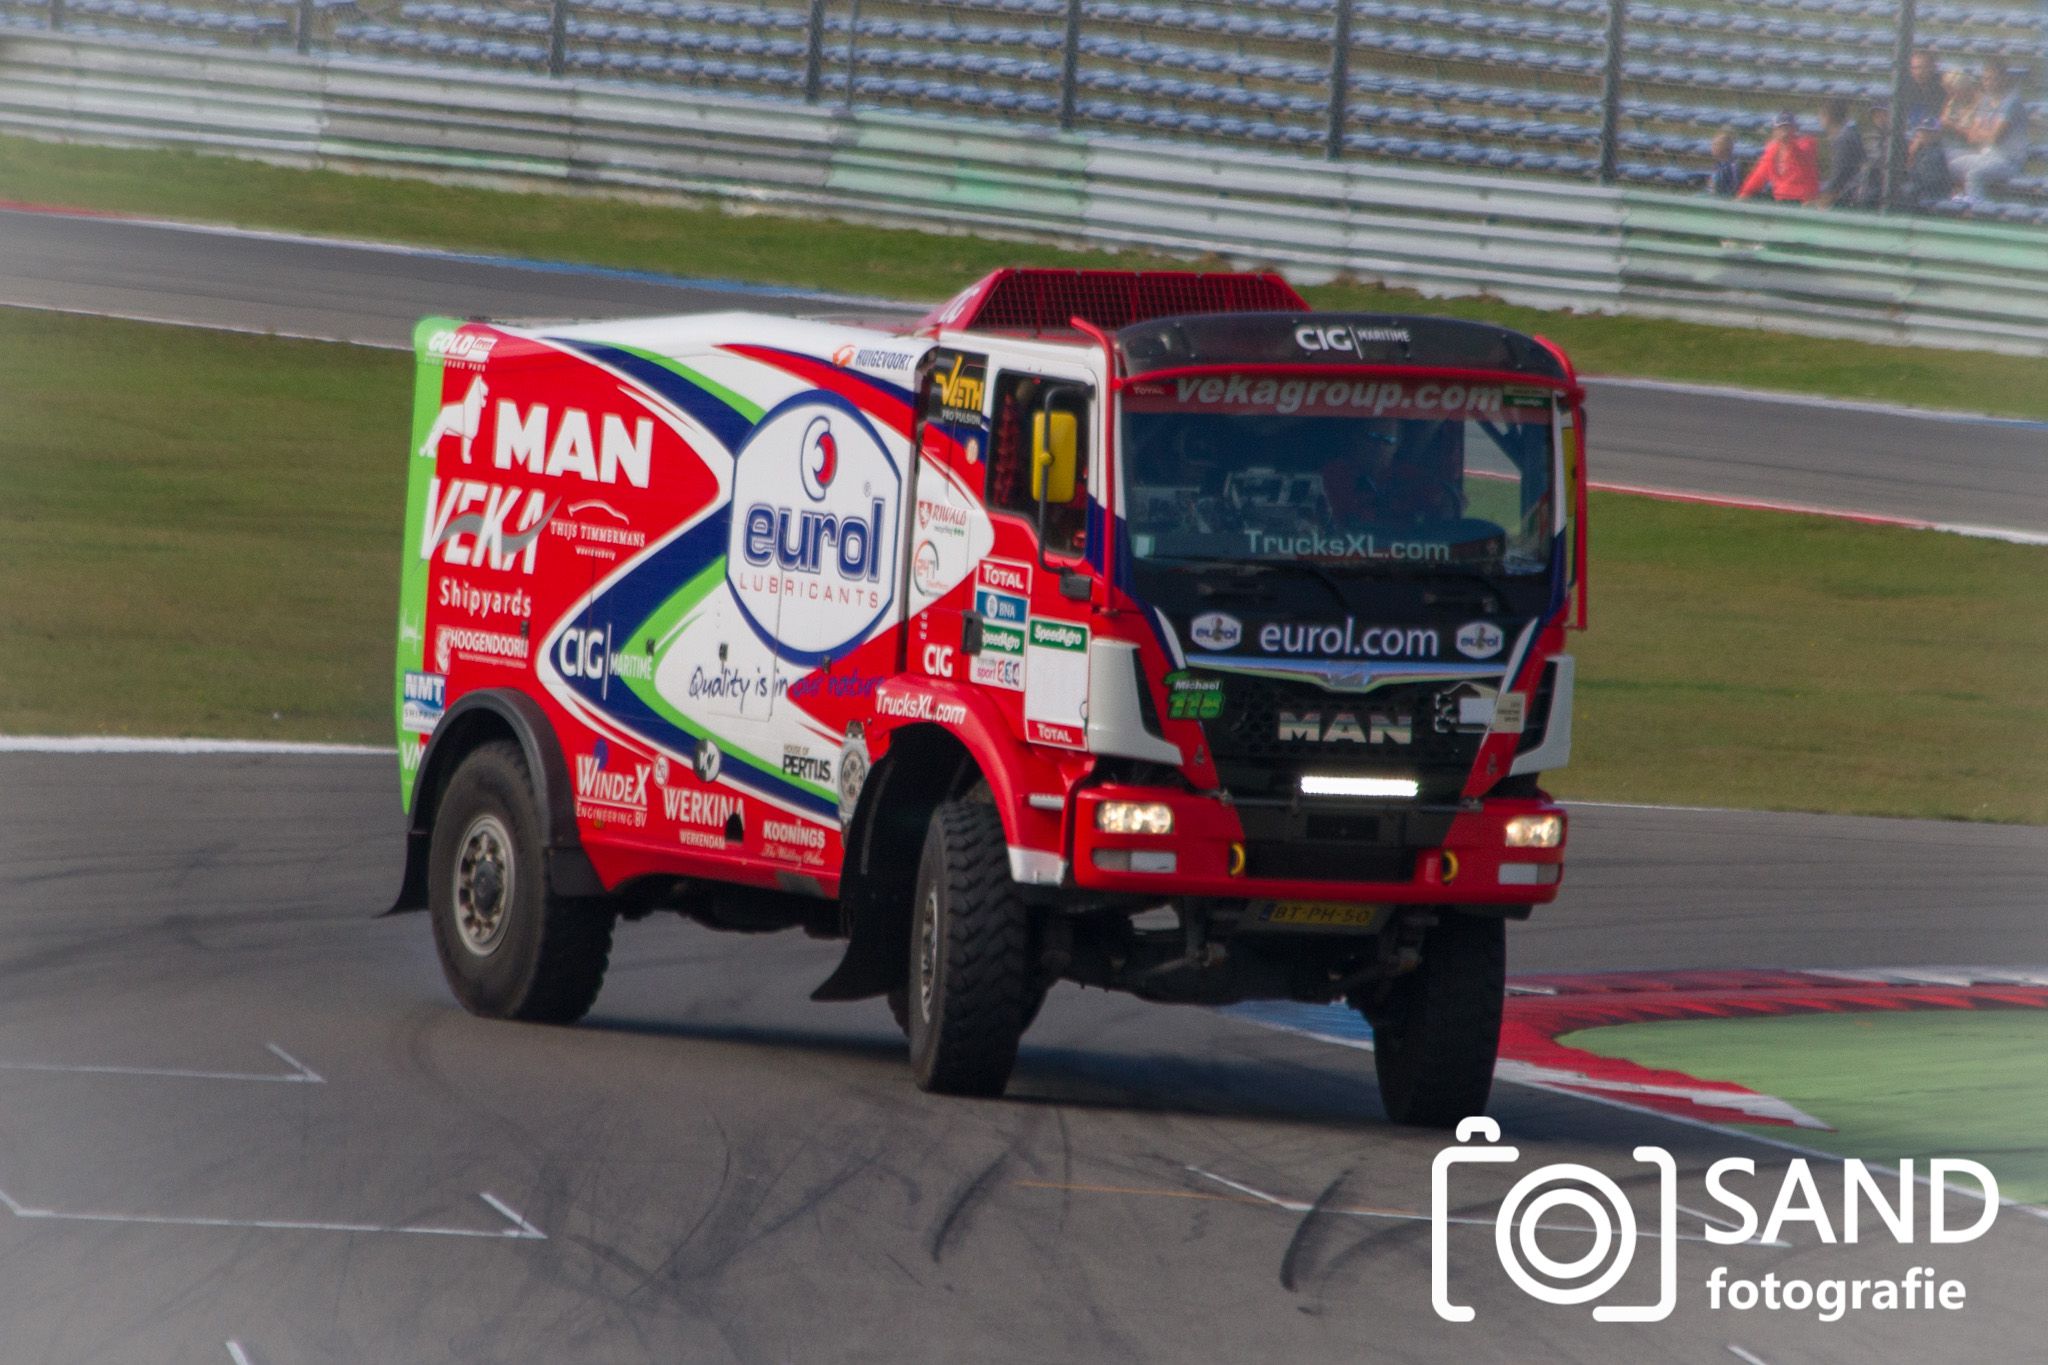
[1258,901,1386,929]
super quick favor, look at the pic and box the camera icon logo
[1432,1117,1677,1323]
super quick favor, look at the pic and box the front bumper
[1070,784,1565,905]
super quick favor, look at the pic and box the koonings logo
[727,395,900,665]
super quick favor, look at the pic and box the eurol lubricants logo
[798,416,838,501]
[727,394,900,665]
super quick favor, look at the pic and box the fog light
[1504,813,1564,849]
[1500,862,1562,886]
[1299,775,1419,799]
[1096,801,1175,836]
[1094,848,1177,874]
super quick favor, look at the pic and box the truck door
[906,349,994,686]
[984,368,1097,751]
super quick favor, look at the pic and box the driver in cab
[1320,419,1464,527]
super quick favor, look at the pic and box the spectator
[1901,49,1946,129]
[1707,130,1740,196]
[1940,69,1981,140]
[1946,60,2030,202]
[1903,117,1956,208]
[1856,105,1891,207]
[1738,113,1820,204]
[1816,98,1867,208]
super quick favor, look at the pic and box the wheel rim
[453,813,515,958]
[916,885,940,1024]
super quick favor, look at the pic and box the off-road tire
[428,740,615,1023]
[889,979,1047,1037]
[903,801,1034,1095]
[1363,912,1506,1128]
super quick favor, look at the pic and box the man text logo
[493,401,653,488]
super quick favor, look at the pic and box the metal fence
[3,0,2044,224]
[7,29,2048,356]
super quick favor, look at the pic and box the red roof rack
[916,268,1309,336]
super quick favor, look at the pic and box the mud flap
[810,893,909,1002]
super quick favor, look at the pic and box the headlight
[1504,813,1564,849]
[1299,774,1419,799]
[1096,801,1175,836]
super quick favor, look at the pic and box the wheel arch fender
[812,685,1065,1003]
[858,681,1067,884]
[387,688,603,914]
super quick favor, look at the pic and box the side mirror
[1031,409,1078,505]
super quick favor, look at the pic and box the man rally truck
[390,269,1587,1126]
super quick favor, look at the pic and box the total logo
[727,395,901,666]
[1189,612,1243,651]
[1457,621,1505,660]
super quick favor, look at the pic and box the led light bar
[1299,775,1420,799]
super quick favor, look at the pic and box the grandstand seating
[4,0,2043,222]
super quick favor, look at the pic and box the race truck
[389,268,1587,1126]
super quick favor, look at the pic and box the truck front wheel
[903,801,1034,1096]
[428,740,615,1024]
[1362,912,1506,1128]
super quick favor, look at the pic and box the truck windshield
[1119,372,1557,579]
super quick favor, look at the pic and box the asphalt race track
[2,206,2044,535]
[1,751,2044,1364]
[5,199,2048,1363]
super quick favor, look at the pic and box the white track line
[225,1343,254,1365]
[0,736,391,755]
[1185,1166,1747,1243]
[1588,373,2048,429]
[0,1042,321,1085]
[0,297,406,350]
[1725,1346,1773,1365]
[0,1187,545,1240]
[1590,479,2048,547]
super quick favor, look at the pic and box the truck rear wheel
[903,801,1034,1096]
[1363,913,1505,1128]
[428,740,615,1024]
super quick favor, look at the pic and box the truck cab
[392,269,1588,1126]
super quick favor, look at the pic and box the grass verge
[3,134,2046,419]
[2,308,2042,821]
[1566,1012,2048,1204]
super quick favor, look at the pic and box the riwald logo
[800,416,839,501]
